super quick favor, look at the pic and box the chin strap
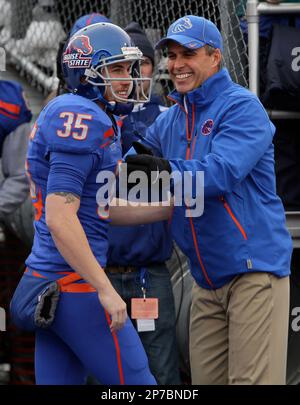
[87,86,134,116]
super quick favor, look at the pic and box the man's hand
[131,141,153,156]
[98,287,127,333]
[118,141,172,200]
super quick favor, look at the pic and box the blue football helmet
[62,22,152,107]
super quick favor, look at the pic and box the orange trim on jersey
[32,188,43,221]
[0,99,21,115]
[56,272,82,287]
[104,127,114,139]
[32,270,47,279]
[104,310,125,385]
[220,197,248,240]
[0,109,20,120]
[25,268,47,278]
[26,268,95,292]
[116,120,123,128]
[100,140,111,149]
[188,213,214,289]
[59,283,96,293]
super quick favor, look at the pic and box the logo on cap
[171,17,193,33]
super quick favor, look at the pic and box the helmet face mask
[62,23,152,105]
[86,58,152,104]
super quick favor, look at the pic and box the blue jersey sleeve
[0,80,32,138]
[38,93,115,156]
[47,151,95,197]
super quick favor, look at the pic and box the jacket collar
[168,68,232,109]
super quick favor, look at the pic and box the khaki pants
[190,272,290,385]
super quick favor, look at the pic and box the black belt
[105,265,139,274]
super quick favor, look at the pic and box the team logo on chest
[201,119,214,136]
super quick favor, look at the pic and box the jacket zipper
[220,197,253,269]
[220,196,248,240]
[185,101,195,160]
[185,102,214,288]
[186,139,191,160]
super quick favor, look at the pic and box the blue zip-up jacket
[107,95,172,266]
[142,68,292,289]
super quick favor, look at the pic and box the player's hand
[98,288,127,333]
[125,153,172,179]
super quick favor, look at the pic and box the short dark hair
[204,44,222,70]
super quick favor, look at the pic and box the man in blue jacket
[115,15,292,385]
[107,22,180,385]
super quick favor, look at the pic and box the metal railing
[286,212,300,248]
[246,1,300,245]
[247,0,300,119]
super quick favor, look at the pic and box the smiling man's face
[167,42,221,93]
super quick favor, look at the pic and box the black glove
[125,141,172,180]
[132,141,153,156]
[118,142,171,201]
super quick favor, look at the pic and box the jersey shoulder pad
[39,93,113,154]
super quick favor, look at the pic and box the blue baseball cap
[69,13,112,37]
[155,15,223,51]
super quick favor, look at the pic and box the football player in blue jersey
[10,22,156,385]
